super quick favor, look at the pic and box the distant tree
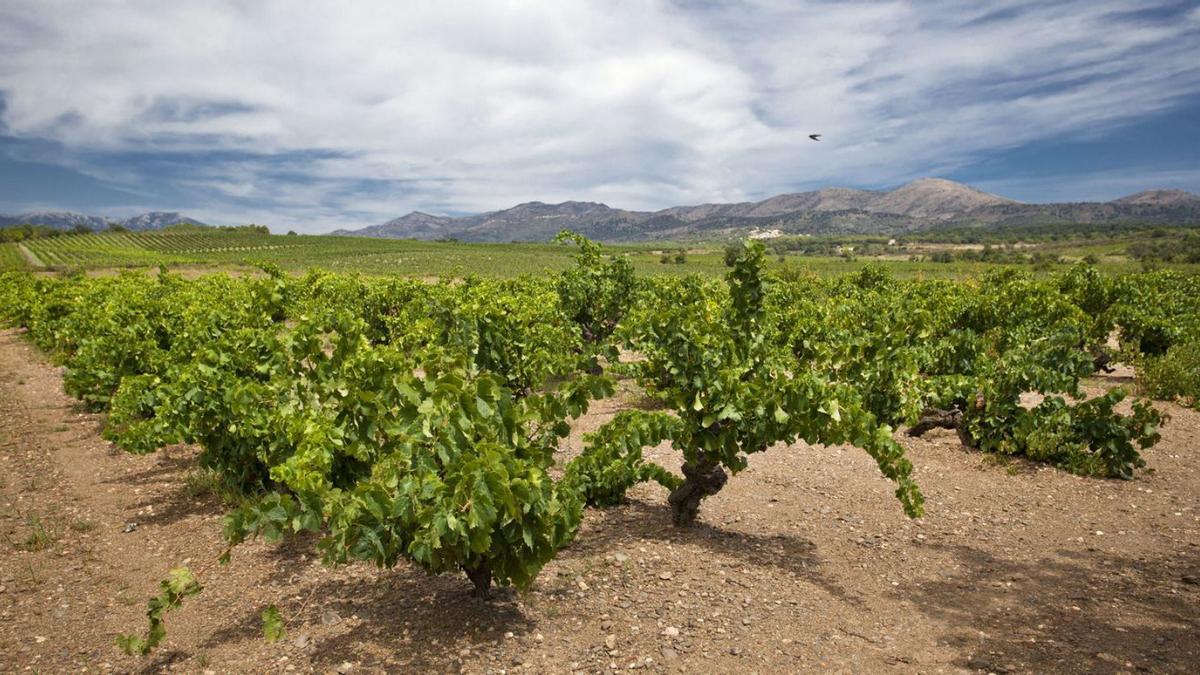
[286,230,298,236]
[219,224,270,235]
[107,222,128,233]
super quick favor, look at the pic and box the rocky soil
[1,327,1197,673]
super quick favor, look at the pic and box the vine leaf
[262,605,286,643]
[115,567,202,656]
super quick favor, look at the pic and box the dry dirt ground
[0,327,1197,674]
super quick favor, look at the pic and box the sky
[0,1,1198,233]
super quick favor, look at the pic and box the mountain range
[0,211,207,231]
[332,179,1200,242]
[5,180,1198,241]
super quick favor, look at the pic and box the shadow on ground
[906,543,1200,673]
[176,496,845,672]
[569,498,859,604]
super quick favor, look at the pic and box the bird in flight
[809,134,821,141]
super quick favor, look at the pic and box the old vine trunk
[667,458,728,527]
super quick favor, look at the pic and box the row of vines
[0,232,1196,654]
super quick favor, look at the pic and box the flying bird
[809,134,821,141]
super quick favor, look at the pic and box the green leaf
[475,396,493,417]
[262,606,286,643]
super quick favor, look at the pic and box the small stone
[534,633,544,642]
[293,634,310,649]
[122,522,138,533]
[321,609,342,626]
[658,571,673,580]
[35,636,47,643]
[662,626,679,637]
[730,646,742,656]
[1182,575,1199,586]
[605,634,618,650]
[614,553,629,563]
[505,631,514,639]
[601,620,613,630]
[741,618,751,625]
[336,662,354,674]
[661,647,678,660]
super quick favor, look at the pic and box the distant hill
[868,178,1014,219]
[332,179,1200,242]
[1111,189,1200,207]
[0,210,207,231]
[330,211,453,239]
[0,211,111,230]
[119,212,208,231]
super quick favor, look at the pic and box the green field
[4,230,587,276]
[0,243,28,271]
[2,228,1197,278]
[0,230,727,276]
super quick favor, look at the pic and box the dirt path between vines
[0,326,1197,674]
[14,244,43,268]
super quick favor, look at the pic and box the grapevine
[0,239,1185,657]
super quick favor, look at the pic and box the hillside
[330,211,453,239]
[1112,189,1200,207]
[0,211,207,231]
[334,179,1200,242]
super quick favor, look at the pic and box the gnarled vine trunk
[908,407,975,448]
[463,564,492,599]
[1091,346,1116,373]
[667,458,728,527]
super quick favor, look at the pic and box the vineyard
[0,229,592,277]
[0,233,1198,671]
[5,227,1198,281]
[11,230,346,269]
[0,243,27,271]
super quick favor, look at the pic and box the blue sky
[1,1,1198,233]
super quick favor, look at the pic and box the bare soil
[0,327,1197,674]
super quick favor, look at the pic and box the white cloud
[0,0,1198,231]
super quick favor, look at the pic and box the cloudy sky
[1,1,1198,232]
